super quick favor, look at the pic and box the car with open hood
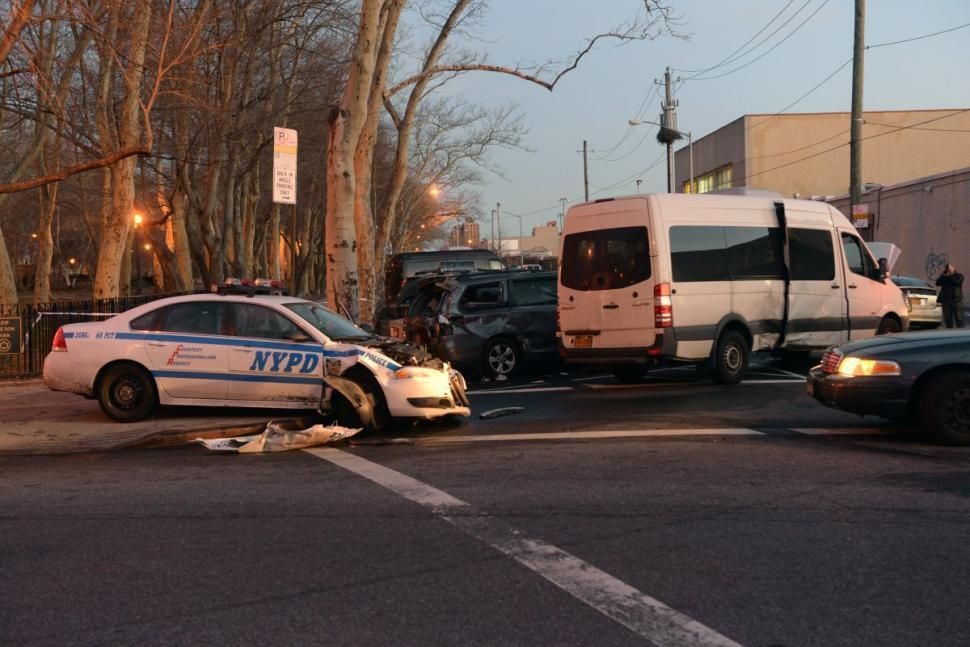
[43,282,470,429]
[807,329,970,445]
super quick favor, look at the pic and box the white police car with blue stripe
[43,289,470,428]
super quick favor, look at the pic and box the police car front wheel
[97,363,158,423]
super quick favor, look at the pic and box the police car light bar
[216,277,289,296]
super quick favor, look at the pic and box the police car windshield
[284,302,371,340]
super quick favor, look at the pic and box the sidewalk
[0,380,312,456]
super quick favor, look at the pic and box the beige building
[674,109,970,198]
[827,167,970,281]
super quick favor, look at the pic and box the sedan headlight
[836,357,901,377]
[392,366,441,380]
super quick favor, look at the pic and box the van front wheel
[712,330,749,385]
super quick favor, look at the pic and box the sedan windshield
[285,302,371,340]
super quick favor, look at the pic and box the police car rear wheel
[98,363,158,422]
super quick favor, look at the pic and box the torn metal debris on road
[194,421,361,453]
[479,406,525,420]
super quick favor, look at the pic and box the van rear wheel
[712,330,749,385]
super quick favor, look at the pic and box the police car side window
[234,304,302,340]
[130,311,160,331]
[158,303,226,335]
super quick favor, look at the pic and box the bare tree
[326,0,680,324]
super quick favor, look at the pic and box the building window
[682,164,733,194]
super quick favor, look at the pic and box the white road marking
[468,379,800,395]
[304,448,743,647]
[792,427,890,436]
[769,368,810,379]
[572,374,615,382]
[414,429,763,444]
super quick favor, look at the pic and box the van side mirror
[877,257,889,280]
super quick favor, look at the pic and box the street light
[628,119,693,194]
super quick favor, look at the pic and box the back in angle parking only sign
[0,317,21,354]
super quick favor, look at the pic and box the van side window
[459,282,506,311]
[561,226,650,291]
[670,226,729,281]
[789,228,835,281]
[840,233,876,279]
[511,278,557,306]
[726,227,785,280]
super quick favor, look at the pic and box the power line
[596,123,657,163]
[673,0,799,75]
[868,21,970,49]
[589,150,667,196]
[746,56,852,132]
[686,0,832,82]
[590,82,661,162]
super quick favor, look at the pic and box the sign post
[0,317,21,354]
[273,127,298,287]
[851,203,869,229]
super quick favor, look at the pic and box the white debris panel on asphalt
[195,421,362,453]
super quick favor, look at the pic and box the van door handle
[848,284,858,289]
[603,304,619,309]
[830,284,841,289]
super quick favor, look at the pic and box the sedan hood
[838,330,970,356]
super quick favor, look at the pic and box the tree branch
[0,146,149,195]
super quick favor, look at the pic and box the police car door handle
[147,341,167,347]
[233,347,253,353]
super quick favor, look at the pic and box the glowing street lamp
[428,185,441,199]
[132,213,144,227]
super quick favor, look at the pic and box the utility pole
[582,140,589,202]
[496,202,502,260]
[658,67,680,193]
[490,209,496,251]
[559,197,567,232]
[850,0,866,238]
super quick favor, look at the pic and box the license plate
[573,335,593,348]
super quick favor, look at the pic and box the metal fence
[0,292,193,380]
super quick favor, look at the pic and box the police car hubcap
[113,378,142,409]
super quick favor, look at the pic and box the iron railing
[0,292,193,379]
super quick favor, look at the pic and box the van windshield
[561,226,650,291]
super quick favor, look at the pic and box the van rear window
[561,226,650,291]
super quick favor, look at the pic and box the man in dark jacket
[936,263,965,328]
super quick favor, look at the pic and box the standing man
[936,263,965,328]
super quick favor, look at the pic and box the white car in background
[43,284,470,427]
[891,275,942,329]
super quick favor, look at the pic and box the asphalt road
[4,360,970,646]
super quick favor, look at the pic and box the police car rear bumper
[43,352,94,397]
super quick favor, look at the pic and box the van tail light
[654,283,673,328]
[556,306,561,334]
[52,327,68,352]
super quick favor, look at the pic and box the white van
[557,192,909,383]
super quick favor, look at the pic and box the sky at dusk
[423,0,970,238]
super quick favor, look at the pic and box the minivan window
[789,228,835,281]
[561,226,650,291]
[511,277,557,306]
[459,282,506,311]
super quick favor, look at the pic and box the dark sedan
[807,330,970,445]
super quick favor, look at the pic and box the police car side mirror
[286,331,312,343]
[359,323,374,334]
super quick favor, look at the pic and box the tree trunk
[268,203,281,280]
[33,178,58,304]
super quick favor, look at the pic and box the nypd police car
[43,284,470,427]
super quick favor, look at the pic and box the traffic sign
[273,127,298,205]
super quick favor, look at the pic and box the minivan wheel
[920,371,970,446]
[613,365,646,384]
[877,316,902,335]
[712,330,749,385]
[483,337,520,378]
